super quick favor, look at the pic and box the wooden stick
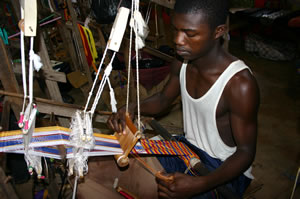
[0,90,112,116]
[131,152,174,183]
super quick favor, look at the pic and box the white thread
[19,5,27,125]
[84,47,109,112]
[29,50,43,72]
[48,0,54,12]
[108,79,117,113]
[125,2,135,113]
[90,53,116,116]
[29,37,34,105]
[145,1,152,25]
[134,0,141,131]
[84,16,91,28]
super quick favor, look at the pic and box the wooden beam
[0,90,110,123]
[13,63,67,83]
[10,0,21,20]
[0,99,11,132]
[0,39,20,94]
[57,23,80,71]
[0,38,21,119]
[0,167,19,199]
[39,35,70,127]
[150,0,175,9]
[143,46,174,63]
[66,0,92,85]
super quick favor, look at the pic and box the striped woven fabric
[138,139,199,167]
[0,126,199,167]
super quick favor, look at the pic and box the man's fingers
[107,119,114,130]
[157,184,173,199]
[121,120,126,134]
[157,191,170,199]
[112,117,121,133]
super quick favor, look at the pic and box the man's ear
[214,24,227,39]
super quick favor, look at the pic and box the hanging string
[84,46,109,113]
[145,1,152,25]
[19,5,27,127]
[90,52,116,116]
[134,0,141,132]
[28,37,34,105]
[125,1,134,114]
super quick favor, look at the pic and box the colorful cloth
[138,139,199,168]
[0,126,199,167]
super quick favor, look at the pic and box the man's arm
[157,70,260,198]
[202,70,260,189]
[138,59,182,115]
[107,59,182,133]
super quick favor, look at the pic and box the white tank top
[180,60,253,179]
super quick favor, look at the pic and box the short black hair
[174,0,229,29]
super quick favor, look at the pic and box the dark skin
[108,12,260,199]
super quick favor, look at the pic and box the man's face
[172,12,216,61]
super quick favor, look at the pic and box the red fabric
[78,24,93,66]
[132,64,170,90]
[162,9,171,25]
[255,0,266,8]
[288,16,300,27]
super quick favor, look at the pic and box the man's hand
[107,103,136,134]
[156,172,200,199]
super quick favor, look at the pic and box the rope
[29,37,34,105]
[290,167,300,199]
[125,2,134,114]
[19,4,26,126]
[84,46,109,112]
[134,0,141,132]
[90,52,116,116]
[145,1,152,24]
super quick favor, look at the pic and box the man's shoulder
[224,62,259,102]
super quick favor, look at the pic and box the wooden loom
[113,113,174,183]
[114,113,141,167]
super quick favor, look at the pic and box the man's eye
[186,33,196,37]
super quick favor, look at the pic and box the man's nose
[173,32,185,46]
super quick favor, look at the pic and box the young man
[108,0,260,198]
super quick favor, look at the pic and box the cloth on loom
[137,139,199,168]
[0,126,199,165]
[157,136,251,199]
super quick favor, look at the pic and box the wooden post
[66,0,92,86]
[38,35,70,127]
[0,100,11,132]
[11,0,21,20]
[0,38,21,119]
[0,167,19,199]
[57,23,80,71]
